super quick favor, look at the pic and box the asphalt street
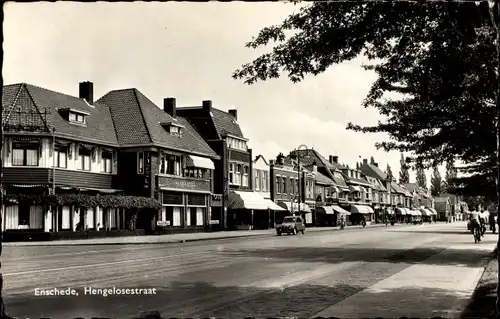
[2,222,495,318]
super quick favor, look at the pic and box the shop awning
[332,205,351,215]
[412,210,422,216]
[351,205,374,214]
[186,155,215,170]
[331,186,340,193]
[424,208,434,216]
[316,206,335,215]
[265,199,287,211]
[395,208,406,215]
[228,191,269,210]
[429,208,438,215]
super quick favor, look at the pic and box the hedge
[4,193,161,210]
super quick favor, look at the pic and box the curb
[4,222,415,247]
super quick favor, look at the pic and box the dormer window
[226,136,247,151]
[59,108,89,126]
[160,121,184,138]
[69,113,85,124]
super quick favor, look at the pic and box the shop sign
[157,220,170,226]
[209,220,220,225]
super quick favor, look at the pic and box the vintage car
[276,216,306,236]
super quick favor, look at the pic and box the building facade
[2,82,161,240]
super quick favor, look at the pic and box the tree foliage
[416,165,427,190]
[233,1,497,197]
[399,152,410,184]
[430,166,443,196]
[4,193,161,210]
[386,163,393,181]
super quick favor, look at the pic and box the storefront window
[12,143,39,167]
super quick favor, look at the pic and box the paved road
[2,222,495,318]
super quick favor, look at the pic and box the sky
[4,2,441,185]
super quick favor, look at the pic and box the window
[235,164,242,185]
[254,170,260,191]
[164,154,182,176]
[163,206,183,227]
[12,143,39,166]
[295,179,299,195]
[262,171,268,192]
[101,151,113,173]
[229,163,235,184]
[79,148,91,171]
[54,146,67,168]
[69,112,86,124]
[242,166,249,187]
[226,137,247,151]
[282,177,287,194]
[276,176,281,193]
[138,152,144,174]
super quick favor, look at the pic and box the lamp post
[290,145,308,220]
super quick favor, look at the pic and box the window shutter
[75,144,80,158]
[68,143,73,159]
[98,148,102,163]
[49,140,53,157]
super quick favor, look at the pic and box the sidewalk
[4,221,401,247]
[311,238,496,318]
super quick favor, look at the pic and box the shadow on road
[218,243,496,268]
[390,230,477,235]
[5,280,472,318]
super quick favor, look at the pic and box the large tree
[399,152,410,184]
[233,2,499,313]
[233,1,496,190]
[430,166,443,196]
[386,163,393,181]
[444,160,458,193]
[416,165,427,190]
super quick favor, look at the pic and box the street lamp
[290,144,308,219]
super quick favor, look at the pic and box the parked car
[276,216,305,236]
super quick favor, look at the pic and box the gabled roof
[341,172,371,187]
[3,83,119,146]
[315,171,334,185]
[289,149,348,188]
[97,89,218,158]
[360,163,388,181]
[365,176,387,192]
[253,154,269,165]
[389,182,408,195]
[211,108,244,139]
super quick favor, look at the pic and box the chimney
[269,159,275,166]
[363,159,368,165]
[79,81,94,104]
[228,109,237,120]
[164,97,176,117]
[330,155,338,163]
[202,100,212,112]
[374,162,379,167]
[312,160,317,173]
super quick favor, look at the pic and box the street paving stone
[2,222,494,319]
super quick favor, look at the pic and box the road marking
[3,253,202,277]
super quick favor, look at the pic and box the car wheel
[277,231,281,236]
[293,228,297,235]
[301,229,305,234]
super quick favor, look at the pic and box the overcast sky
[4,2,438,184]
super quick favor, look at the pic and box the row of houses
[1,81,461,240]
